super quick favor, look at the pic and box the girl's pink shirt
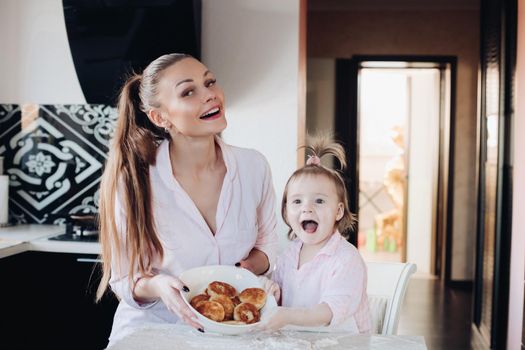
[108,137,277,345]
[272,231,372,334]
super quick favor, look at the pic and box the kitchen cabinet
[0,251,32,349]
[0,251,118,349]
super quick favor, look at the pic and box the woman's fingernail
[198,328,205,333]
[235,262,241,267]
[182,286,190,292]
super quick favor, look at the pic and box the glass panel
[358,69,408,262]
[358,67,440,268]
[480,113,498,342]
[478,47,500,341]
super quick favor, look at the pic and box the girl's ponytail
[281,134,357,240]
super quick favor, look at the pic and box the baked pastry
[210,294,235,320]
[207,281,237,298]
[231,295,241,306]
[190,294,210,309]
[195,301,225,322]
[233,302,260,324]
[239,288,267,310]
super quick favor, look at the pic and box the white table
[108,324,427,350]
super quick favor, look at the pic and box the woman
[97,53,277,344]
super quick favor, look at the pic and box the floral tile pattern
[0,104,117,224]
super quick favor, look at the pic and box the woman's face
[154,57,226,137]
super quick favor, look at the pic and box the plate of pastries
[180,265,277,335]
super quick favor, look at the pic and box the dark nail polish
[235,262,241,267]
[182,286,190,292]
[198,328,205,333]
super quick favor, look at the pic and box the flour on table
[117,325,344,350]
[314,338,339,347]
[253,336,313,350]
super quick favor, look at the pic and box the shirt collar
[156,135,237,191]
[316,230,344,257]
[291,230,344,266]
[214,135,237,181]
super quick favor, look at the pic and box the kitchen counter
[0,225,115,350]
[108,324,427,350]
[0,224,100,258]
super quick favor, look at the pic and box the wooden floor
[397,277,473,350]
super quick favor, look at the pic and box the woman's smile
[199,106,223,121]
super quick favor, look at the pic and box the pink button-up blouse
[272,231,372,334]
[108,137,277,345]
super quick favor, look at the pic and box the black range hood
[63,0,202,105]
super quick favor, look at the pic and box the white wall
[0,0,85,104]
[201,0,300,250]
[507,0,525,348]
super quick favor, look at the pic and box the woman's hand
[236,248,269,275]
[134,274,203,331]
[257,276,280,303]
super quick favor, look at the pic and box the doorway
[358,67,440,274]
[335,56,456,280]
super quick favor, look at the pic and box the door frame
[334,55,457,282]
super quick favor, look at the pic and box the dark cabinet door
[0,252,34,350]
[0,251,118,350]
[71,254,119,350]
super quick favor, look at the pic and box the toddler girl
[261,137,371,333]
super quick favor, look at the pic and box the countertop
[108,324,427,350]
[0,224,100,258]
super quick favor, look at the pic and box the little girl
[260,137,372,333]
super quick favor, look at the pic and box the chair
[366,261,417,335]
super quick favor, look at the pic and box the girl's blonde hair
[281,135,356,240]
[96,53,191,301]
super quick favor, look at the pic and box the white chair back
[366,261,416,335]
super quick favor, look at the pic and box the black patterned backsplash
[0,104,117,224]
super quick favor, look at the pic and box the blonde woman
[97,53,277,345]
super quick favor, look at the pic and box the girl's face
[285,174,344,248]
[154,57,226,137]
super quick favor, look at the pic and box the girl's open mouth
[301,220,318,234]
[200,107,221,120]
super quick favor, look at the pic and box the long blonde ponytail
[97,53,191,301]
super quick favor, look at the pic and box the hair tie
[306,155,321,166]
